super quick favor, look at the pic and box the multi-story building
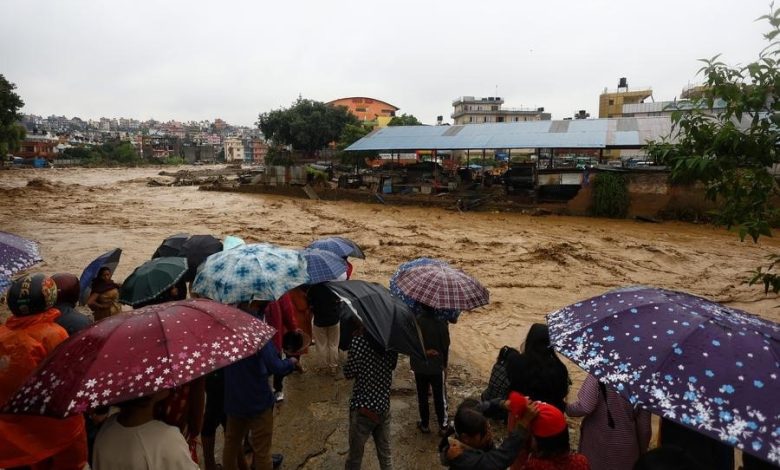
[250,138,268,164]
[598,78,653,118]
[223,136,245,162]
[451,96,551,125]
[327,97,399,127]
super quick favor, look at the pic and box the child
[439,397,539,470]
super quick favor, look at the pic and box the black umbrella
[324,280,426,361]
[151,233,190,259]
[180,235,223,282]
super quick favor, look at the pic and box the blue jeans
[345,408,392,470]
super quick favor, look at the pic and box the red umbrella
[393,263,489,310]
[2,299,274,418]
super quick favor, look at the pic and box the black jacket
[410,312,450,375]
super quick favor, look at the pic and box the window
[355,107,367,112]
[608,99,614,105]
[469,117,473,122]
[497,117,504,122]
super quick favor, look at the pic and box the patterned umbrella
[0,231,42,294]
[2,299,276,418]
[79,248,122,305]
[546,286,780,465]
[301,248,348,284]
[119,257,188,307]
[392,261,489,311]
[191,243,308,304]
[307,236,365,259]
[151,233,190,259]
[389,258,461,322]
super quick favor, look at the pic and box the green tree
[0,75,26,156]
[387,113,423,126]
[650,4,780,292]
[257,98,358,157]
[337,122,375,170]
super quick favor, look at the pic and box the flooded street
[2,166,779,469]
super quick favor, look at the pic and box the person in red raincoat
[0,273,88,470]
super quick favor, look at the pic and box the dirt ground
[1,166,778,469]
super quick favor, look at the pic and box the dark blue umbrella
[547,286,780,465]
[307,236,365,259]
[180,235,223,282]
[79,248,122,305]
[301,248,347,284]
[0,231,42,294]
[389,257,461,322]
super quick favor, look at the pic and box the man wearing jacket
[222,301,299,470]
[411,306,451,435]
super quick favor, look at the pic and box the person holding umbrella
[86,267,122,321]
[0,274,88,470]
[411,304,451,436]
[343,323,398,470]
[92,389,198,470]
[222,300,300,470]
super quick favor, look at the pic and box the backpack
[481,345,518,401]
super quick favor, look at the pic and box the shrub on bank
[591,172,629,218]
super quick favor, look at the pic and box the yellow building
[598,78,653,118]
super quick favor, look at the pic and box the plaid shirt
[343,334,397,414]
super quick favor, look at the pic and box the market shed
[345,116,674,152]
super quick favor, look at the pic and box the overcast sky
[0,0,772,126]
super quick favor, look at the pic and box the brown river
[1,166,778,468]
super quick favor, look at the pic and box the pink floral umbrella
[2,299,275,418]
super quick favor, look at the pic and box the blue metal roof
[345,116,674,151]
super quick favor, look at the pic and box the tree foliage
[337,122,375,169]
[62,141,141,166]
[591,172,630,218]
[387,113,422,126]
[649,4,780,293]
[257,98,358,156]
[0,75,26,155]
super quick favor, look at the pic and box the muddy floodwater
[1,166,778,469]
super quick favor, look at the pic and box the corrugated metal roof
[346,116,674,151]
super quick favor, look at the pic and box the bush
[591,172,630,218]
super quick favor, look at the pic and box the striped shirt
[566,374,651,470]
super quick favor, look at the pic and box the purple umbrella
[547,286,780,465]
[0,231,43,294]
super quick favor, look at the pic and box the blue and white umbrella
[79,248,122,305]
[301,248,348,284]
[307,236,365,259]
[547,286,780,465]
[0,231,42,294]
[191,243,308,304]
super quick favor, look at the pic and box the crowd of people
[0,246,775,470]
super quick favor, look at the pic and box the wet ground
[1,166,778,469]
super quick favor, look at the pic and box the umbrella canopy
[392,261,489,311]
[389,258,461,322]
[191,243,308,304]
[151,233,190,259]
[0,231,43,294]
[325,280,426,360]
[79,248,122,305]
[223,235,246,251]
[301,248,348,284]
[307,236,365,259]
[2,299,276,418]
[180,234,223,282]
[119,257,189,307]
[546,286,780,465]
